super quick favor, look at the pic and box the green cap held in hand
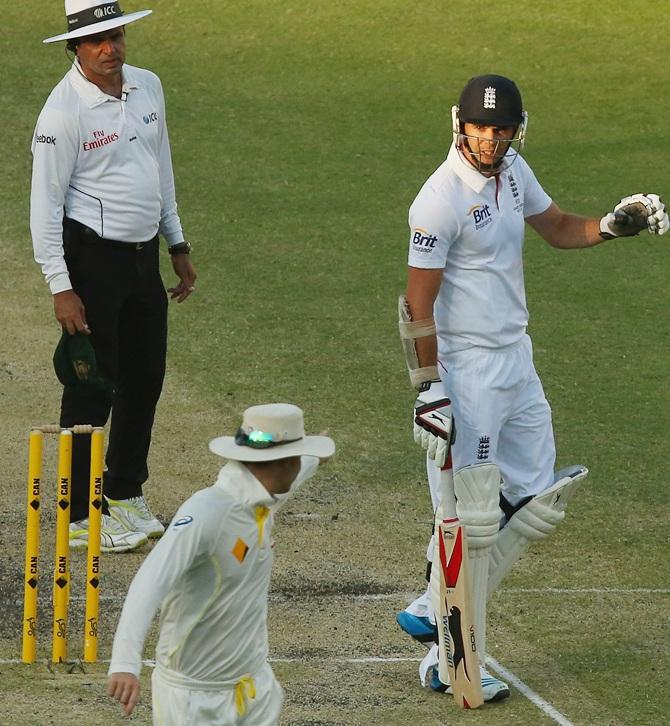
[53,330,111,394]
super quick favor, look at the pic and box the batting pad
[487,464,588,599]
[428,499,444,633]
[454,463,502,663]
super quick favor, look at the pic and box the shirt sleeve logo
[143,112,159,124]
[411,228,437,253]
[36,134,57,146]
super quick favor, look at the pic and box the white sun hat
[209,403,335,463]
[43,1,152,44]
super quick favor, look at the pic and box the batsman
[396,74,669,703]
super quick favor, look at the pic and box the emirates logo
[483,86,496,109]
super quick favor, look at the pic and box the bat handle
[439,466,458,519]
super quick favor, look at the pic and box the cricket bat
[436,515,484,709]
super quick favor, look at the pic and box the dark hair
[66,38,80,53]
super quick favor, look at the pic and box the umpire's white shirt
[109,457,318,686]
[30,60,185,295]
[408,144,552,355]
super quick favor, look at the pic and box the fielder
[396,74,668,701]
[107,404,335,724]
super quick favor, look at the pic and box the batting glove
[413,379,452,468]
[599,193,669,238]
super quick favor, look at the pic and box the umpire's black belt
[63,217,158,251]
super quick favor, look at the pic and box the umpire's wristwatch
[168,241,192,256]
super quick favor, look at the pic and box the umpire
[30,2,197,552]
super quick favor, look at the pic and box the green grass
[1,1,669,724]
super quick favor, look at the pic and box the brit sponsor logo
[468,203,493,230]
[36,134,57,146]
[83,129,119,151]
[143,111,158,125]
[483,86,496,109]
[411,227,437,253]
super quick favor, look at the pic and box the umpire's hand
[108,672,141,716]
[53,290,90,335]
[169,254,197,303]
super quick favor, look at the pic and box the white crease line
[6,587,668,607]
[503,588,669,594]
[0,656,423,666]
[0,652,581,724]
[487,656,574,726]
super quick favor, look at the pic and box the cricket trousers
[152,662,284,725]
[439,333,556,506]
[60,218,168,522]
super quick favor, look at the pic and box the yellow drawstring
[234,675,256,715]
[255,506,270,545]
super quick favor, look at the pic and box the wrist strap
[169,241,192,255]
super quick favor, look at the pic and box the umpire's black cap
[458,74,524,126]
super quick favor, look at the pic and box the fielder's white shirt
[109,457,319,686]
[30,60,185,294]
[408,144,551,355]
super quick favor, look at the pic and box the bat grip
[439,467,458,519]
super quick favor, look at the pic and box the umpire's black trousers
[61,218,168,522]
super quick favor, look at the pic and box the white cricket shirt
[109,457,318,687]
[30,60,185,294]
[408,144,551,355]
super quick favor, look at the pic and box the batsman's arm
[405,266,443,367]
[526,202,603,249]
[404,266,453,466]
[529,195,669,248]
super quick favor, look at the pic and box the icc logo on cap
[94,5,117,20]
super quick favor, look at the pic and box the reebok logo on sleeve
[35,134,57,146]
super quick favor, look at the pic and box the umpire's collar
[68,59,139,108]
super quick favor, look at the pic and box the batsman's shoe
[70,515,148,553]
[427,664,510,703]
[396,611,437,644]
[108,495,165,538]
